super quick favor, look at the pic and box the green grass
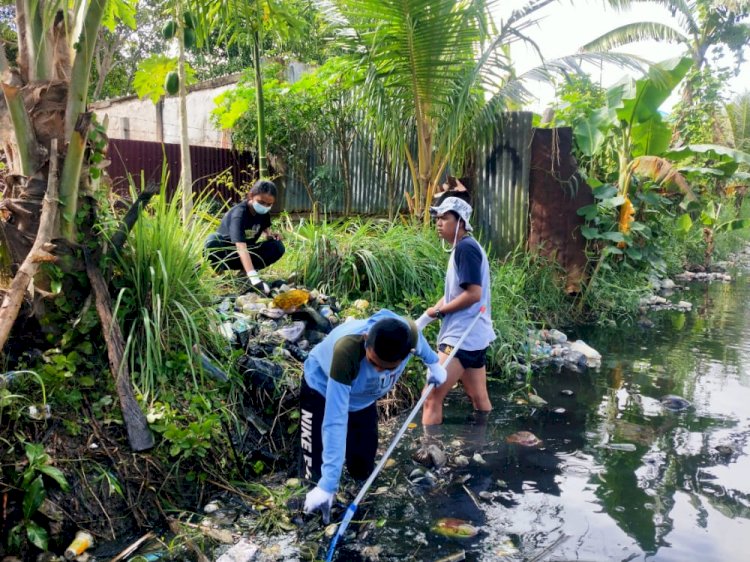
[278,217,447,308]
[111,184,227,401]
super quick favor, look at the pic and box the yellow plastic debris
[272,289,310,312]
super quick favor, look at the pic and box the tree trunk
[177,3,193,222]
[0,139,58,353]
[253,28,267,178]
[85,248,155,451]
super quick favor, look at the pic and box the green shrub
[111,184,226,401]
[282,218,446,307]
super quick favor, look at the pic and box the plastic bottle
[64,531,94,559]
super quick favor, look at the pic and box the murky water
[336,265,750,561]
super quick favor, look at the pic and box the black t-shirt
[216,202,271,246]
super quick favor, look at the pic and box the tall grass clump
[112,184,225,401]
[284,218,446,307]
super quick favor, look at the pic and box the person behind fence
[416,193,496,429]
[300,309,447,522]
[204,179,285,294]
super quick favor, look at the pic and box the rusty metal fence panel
[107,139,254,202]
[105,113,533,254]
[474,112,533,256]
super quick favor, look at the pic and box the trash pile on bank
[204,282,372,467]
[512,328,602,374]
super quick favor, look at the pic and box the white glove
[247,271,270,295]
[426,362,447,386]
[304,485,334,523]
[415,312,435,331]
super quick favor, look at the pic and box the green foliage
[578,181,674,273]
[213,58,359,206]
[726,91,750,152]
[572,57,693,166]
[149,392,223,461]
[487,250,571,374]
[111,180,226,401]
[282,218,446,308]
[672,66,729,144]
[133,55,196,103]
[6,443,69,553]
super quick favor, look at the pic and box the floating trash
[432,518,479,539]
[528,394,548,407]
[472,453,486,465]
[560,389,574,397]
[413,443,446,468]
[601,443,637,452]
[494,538,519,557]
[353,299,370,311]
[216,539,258,562]
[453,455,470,467]
[506,431,542,447]
[260,307,285,319]
[660,394,691,412]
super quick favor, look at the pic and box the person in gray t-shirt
[415,194,496,426]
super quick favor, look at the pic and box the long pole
[325,307,486,561]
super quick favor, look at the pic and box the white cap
[429,196,473,232]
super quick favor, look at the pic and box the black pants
[204,233,285,272]
[299,379,378,485]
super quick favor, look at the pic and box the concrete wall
[92,62,310,149]
[91,78,237,149]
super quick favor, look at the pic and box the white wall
[92,82,236,149]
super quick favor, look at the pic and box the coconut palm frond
[603,0,699,36]
[581,22,688,53]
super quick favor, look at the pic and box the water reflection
[341,271,750,561]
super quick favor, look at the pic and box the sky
[492,0,750,113]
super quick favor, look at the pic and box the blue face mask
[252,201,272,214]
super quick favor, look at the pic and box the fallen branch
[110,531,156,562]
[0,139,58,354]
[85,248,154,451]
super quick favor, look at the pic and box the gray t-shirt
[437,236,496,351]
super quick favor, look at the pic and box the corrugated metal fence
[106,112,533,255]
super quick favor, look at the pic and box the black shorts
[439,343,487,369]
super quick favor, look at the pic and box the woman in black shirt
[204,180,285,294]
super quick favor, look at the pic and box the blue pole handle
[325,503,358,562]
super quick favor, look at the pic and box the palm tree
[327,0,643,219]
[725,91,750,152]
[581,0,750,105]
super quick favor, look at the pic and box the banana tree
[573,58,702,273]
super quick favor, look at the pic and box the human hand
[426,362,447,386]
[304,486,334,523]
[426,306,440,319]
[247,271,270,295]
[266,230,282,241]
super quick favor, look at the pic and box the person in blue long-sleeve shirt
[301,309,447,521]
